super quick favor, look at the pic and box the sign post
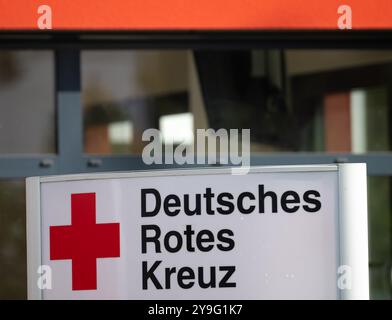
[26,164,369,299]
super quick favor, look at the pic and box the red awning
[0,0,391,30]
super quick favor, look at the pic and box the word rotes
[141,185,322,216]
[142,225,234,254]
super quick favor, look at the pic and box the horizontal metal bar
[0,153,391,178]
[249,153,392,176]
[0,156,58,179]
[82,155,160,172]
[79,153,392,176]
[41,164,338,183]
[1,30,392,49]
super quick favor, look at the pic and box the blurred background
[0,47,392,299]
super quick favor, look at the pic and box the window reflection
[159,113,194,146]
[82,49,392,155]
[82,50,189,154]
[0,51,55,154]
[0,180,26,299]
[368,176,392,299]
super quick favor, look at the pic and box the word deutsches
[142,185,321,216]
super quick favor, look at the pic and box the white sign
[26,164,369,300]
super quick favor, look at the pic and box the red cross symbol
[50,193,120,291]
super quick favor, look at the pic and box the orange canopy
[0,0,391,30]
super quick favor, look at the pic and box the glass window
[0,180,26,299]
[0,51,55,154]
[368,176,392,300]
[82,50,190,154]
[82,49,392,155]
[195,50,392,153]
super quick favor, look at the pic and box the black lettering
[203,188,215,215]
[219,266,236,288]
[142,260,162,290]
[217,229,235,251]
[141,224,161,254]
[163,194,181,216]
[259,185,277,213]
[198,266,216,289]
[281,191,300,213]
[184,225,195,252]
[216,193,235,214]
[164,231,183,253]
[177,267,195,289]
[196,230,214,252]
[184,194,201,216]
[237,192,256,214]
[165,267,176,289]
[141,188,161,217]
[303,190,321,212]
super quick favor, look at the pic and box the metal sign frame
[26,164,369,300]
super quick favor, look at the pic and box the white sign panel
[26,164,369,299]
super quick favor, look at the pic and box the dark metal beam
[1,30,392,49]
